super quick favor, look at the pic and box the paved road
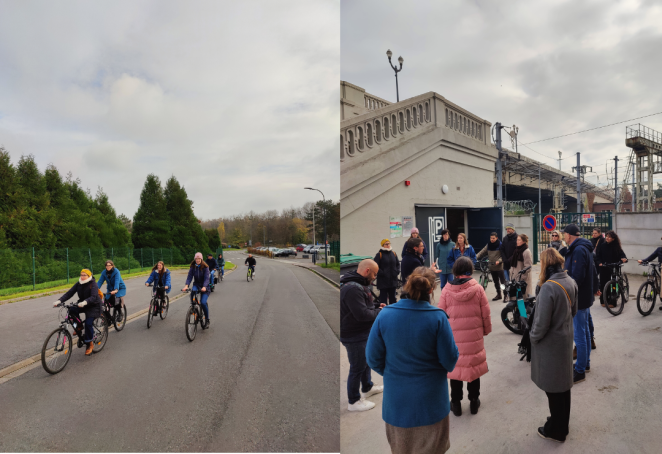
[0,253,339,452]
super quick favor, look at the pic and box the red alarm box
[405,180,411,186]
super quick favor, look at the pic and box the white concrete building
[340,81,499,266]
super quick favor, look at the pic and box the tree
[205,228,221,251]
[119,214,133,234]
[132,174,171,248]
[163,176,208,252]
[217,222,225,242]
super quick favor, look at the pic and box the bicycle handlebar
[601,262,627,267]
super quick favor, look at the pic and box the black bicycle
[501,266,535,335]
[147,283,170,329]
[183,289,208,342]
[637,262,661,316]
[103,293,127,332]
[601,262,629,316]
[477,259,492,290]
[41,301,109,374]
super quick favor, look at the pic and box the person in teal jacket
[145,261,172,293]
[97,260,127,309]
[366,266,459,452]
[435,229,455,290]
[447,233,477,271]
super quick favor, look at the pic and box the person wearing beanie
[183,252,211,328]
[401,227,428,262]
[499,224,519,281]
[52,268,103,356]
[374,239,400,305]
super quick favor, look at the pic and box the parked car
[303,245,314,253]
[280,248,297,257]
[296,245,305,252]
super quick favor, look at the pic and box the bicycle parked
[500,266,535,335]
[476,258,492,290]
[636,262,662,316]
[41,301,108,374]
[601,262,630,316]
[102,293,127,332]
[183,289,208,342]
[147,283,170,328]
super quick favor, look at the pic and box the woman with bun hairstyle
[438,256,492,417]
[367,266,459,454]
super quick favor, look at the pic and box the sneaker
[362,385,384,399]
[537,427,565,443]
[204,320,210,329]
[573,370,586,384]
[116,311,124,323]
[450,401,462,417]
[574,363,590,373]
[470,398,481,415]
[85,342,94,356]
[591,337,596,350]
[492,294,502,301]
[348,399,375,412]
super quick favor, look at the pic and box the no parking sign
[543,215,557,232]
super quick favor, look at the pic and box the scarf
[487,239,501,251]
[439,237,450,246]
[380,246,392,252]
[511,243,528,266]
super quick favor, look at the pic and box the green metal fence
[532,212,612,263]
[0,246,223,296]
[329,241,340,262]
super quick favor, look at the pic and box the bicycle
[601,262,630,316]
[103,293,127,332]
[477,259,492,290]
[41,301,109,374]
[183,289,207,342]
[636,262,661,316]
[500,266,535,335]
[147,283,170,329]
[246,265,254,282]
[209,269,216,293]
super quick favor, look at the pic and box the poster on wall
[402,216,413,237]
[390,216,403,238]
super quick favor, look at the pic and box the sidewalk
[341,265,662,453]
[272,255,340,285]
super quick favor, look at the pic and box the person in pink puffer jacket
[438,256,492,417]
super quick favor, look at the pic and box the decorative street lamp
[304,187,327,266]
[386,49,404,102]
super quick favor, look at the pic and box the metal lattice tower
[626,124,662,211]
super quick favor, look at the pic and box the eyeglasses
[551,234,559,237]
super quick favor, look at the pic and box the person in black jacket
[638,238,662,310]
[374,239,400,305]
[341,259,385,412]
[500,224,519,281]
[52,268,103,356]
[401,228,428,262]
[401,238,425,283]
[595,230,627,308]
[206,253,219,283]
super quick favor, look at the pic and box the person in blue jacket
[97,260,127,319]
[447,233,477,271]
[435,229,455,290]
[145,261,171,312]
[182,252,211,328]
[366,266,459,452]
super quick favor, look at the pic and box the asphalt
[340,265,662,454]
[273,254,341,285]
[0,251,340,452]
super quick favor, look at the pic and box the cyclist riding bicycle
[52,269,103,356]
[245,254,257,277]
[182,252,211,328]
[205,253,219,283]
[218,253,226,278]
[145,260,171,300]
[638,237,662,310]
[97,260,127,320]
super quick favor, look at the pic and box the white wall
[614,212,662,275]
[504,214,533,242]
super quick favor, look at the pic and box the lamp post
[386,49,404,102]
[305,187,327,265]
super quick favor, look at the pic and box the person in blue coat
[97,260,127,314]
[435,229,455,290]
[182,252,211,328]
[366,266,459,452]
[447,233,477,271]
[145,261,171,313]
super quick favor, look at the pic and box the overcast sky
[0,0,339,220]
[342,0,662,189]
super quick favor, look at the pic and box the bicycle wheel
[92,315,109,353]
[603,280,624,316]
[113,305,127,331]
[247,269,250,282]
[199,306,207,330]
[41,328,72,375]
[479,275,488,290]
[501,305,523,335]
[622,274,630,302]
[185,307,197,342]
[637,282,656,316]
[147,298,155,329]
[159,296,169,320]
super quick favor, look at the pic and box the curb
[0,267,236,381]
[293,264,340,289]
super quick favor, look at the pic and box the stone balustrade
[363,93,391,111]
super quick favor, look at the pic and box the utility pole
[538,162,541,214]
[632,158,636,212]
[614,156,619,212]
[558,151,562,171]
[576,153,581,214]
[495,123,504,208]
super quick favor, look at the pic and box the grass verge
[318,262,340,271]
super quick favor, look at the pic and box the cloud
[0,0,339,219]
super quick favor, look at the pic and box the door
[467,207,504,257]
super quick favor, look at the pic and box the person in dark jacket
[638,237,662,310]
[562,224,600,384]
[245,254,257,277]
[182,252,211,328]
[218,253,226,278]
[476,232,506,300]
[401,227,428,262]
[401,237,425,283]
[500,224,519,281]
[435,229,456,290]
[206,253,219,284]
[595,230,627,308]
[374,239,400,305]
[145,261,172,314]
[340,259,385,412]
[52,269,103,356]
[547,230,566,252]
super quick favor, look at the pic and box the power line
[520,111,662,145]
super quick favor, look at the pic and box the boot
[85,342,94,355]
[591,337,596,350]
[492,293,502,301]
[470,398,481,415]
[573,346,577,360]
[450,401,462,417]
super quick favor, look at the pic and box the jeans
[342,340,373,405]
[450,378,480,402]
[439,273,454,290]
[504,269,510,282]
[573,308,591,373]
[69,306,95,343]
[220,265,225,276]
[191,285,210,319]
[588,311,594,338]
[545,390,571,440]
[210,269,215,281]
[379,287,397,305]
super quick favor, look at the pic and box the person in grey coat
[529,248,578,443]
